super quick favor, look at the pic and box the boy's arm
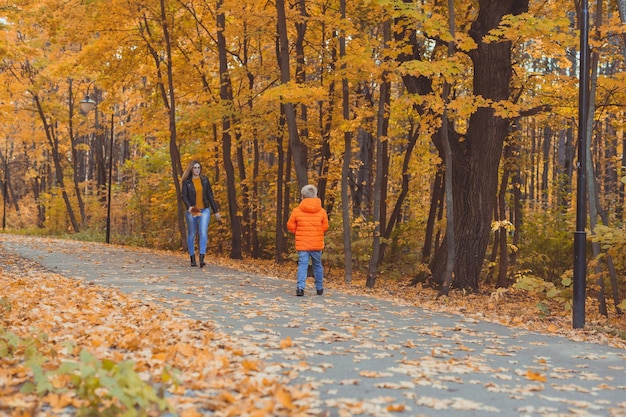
[322,211,329,232]
[287,210,297,233]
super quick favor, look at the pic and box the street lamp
[2,140,7,231]
[80,94,114,244]
[80,95,96,115]
[573,0,590,329]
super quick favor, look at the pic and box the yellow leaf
[275,387,294,409]
[526,370,546,382]
[241,359,259,372]
[219,391,237,403]
[387,403,406,412]
[280,336,293,349]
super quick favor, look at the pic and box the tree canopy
[1,0,625,313]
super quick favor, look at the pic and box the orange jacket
[287,197,329,251]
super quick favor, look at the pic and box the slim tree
[32,93,80,233]
[366,19,391,289]
[276,0,308,188]
[217,0,244,259]
[438,0,457,297]
[340,0,353,284]
[158,0,185,248]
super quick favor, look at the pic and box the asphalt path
[2,234,625,417]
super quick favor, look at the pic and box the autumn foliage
[0,1,624,315]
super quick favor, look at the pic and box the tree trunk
[158,0,185,249]
[317,21,335,204]
[276,0,308,189]
[431,0,528,292]
[275,106,287,263]
[33,94,80,233]
[295,0,309,185]
[617,0,626,224]
[615,132,626,222]
[340,0,353,284]
[421,168,443,264]
[68,80,87,229]
[366,19,391,289]
[90,89,106,195]
[251,135,261,258]
[380,124,418,258]
[511,169,522,269]
[393,0,439,272]
[437,0,457,297]
[217,0,243,259]
[541,126,552,204]
[243,32,260,258]
[496,166,510,288]
[236,135,250,255]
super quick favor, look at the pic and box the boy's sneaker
[317,289,324,295]
[296,288,304,296]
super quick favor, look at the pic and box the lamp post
[2,140,7,231]
[80,94,114,244]
[573,0,589,329]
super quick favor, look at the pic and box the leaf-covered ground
[1,241,625,416]
[0,250,317,416]
[212,256,626,350]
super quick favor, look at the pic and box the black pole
[573,0,589,329]
[106,112,114,244]
[2,143,7,231]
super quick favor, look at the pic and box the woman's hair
[181,160,201,184]
[301,184,317,199]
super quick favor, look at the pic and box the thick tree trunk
[431,0,528,292]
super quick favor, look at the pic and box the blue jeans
[297,250,323,291]
[185,208,211,256]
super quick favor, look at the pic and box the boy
[287,184,329,296]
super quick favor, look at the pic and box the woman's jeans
[185,208,211,255]
[297,250,323,290]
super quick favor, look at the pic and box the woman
[181,160,221,267]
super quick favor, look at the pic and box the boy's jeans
[185,208,211,256]
[297,250,323,290]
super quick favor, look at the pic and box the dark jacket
[181,175,220,213]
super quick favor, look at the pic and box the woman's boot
[199,254,205,268]
[190,255,197,267]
